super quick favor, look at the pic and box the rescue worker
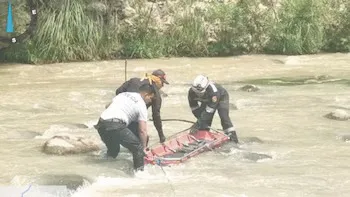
[188,75,239,143]
[115,69,169,143]
[95,84,156,171]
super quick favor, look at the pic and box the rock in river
[42,134,101,155]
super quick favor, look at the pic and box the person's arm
[138,104,149,149]
[138,120,148,148]
[152,90,166,142]
[188,88,201,118]
[198,92,220,130]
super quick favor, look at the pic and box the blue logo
[6,0,14,33]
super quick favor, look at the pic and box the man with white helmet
[188,75,239,143]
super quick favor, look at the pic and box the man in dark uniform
[188,75,239,143]
[115,69,169,143]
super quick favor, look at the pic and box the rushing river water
[0,53,350,197]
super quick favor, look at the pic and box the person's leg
[128,121,139,137]
[117,128,145,171]
[97,121,123,158]
[100,129,121,158]
[217,93,238,143]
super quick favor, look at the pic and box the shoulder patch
[212,96,218,103]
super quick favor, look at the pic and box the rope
[150,118,228,136]
[155,159,176,197]
[150,118,196,124]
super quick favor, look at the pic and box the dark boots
[226,130,239,143]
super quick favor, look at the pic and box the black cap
[152,69,169,85]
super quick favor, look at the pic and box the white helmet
[191,75,209,95]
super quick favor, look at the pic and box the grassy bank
[0,0,349,64]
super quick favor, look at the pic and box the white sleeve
[138,104,148,121]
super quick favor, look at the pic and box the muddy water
[0,53,350,197]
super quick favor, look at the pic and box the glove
[159,135,166,143]
[226,130,239,143]
[190,122,199,134]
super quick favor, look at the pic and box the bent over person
[188,75,239,143]
[115,69,169,143]
[95,84,156,171]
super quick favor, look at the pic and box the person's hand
[159,135,166,143]
[143,147,150,157]
[190,122,199,134]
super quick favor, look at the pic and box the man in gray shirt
[95,84,156,171]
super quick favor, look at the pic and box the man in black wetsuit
[115,69,169,143]
[188,75,239,143]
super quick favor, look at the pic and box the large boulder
[42,134,101,155]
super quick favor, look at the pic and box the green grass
[1,0,350,64]
[264,0,326,55]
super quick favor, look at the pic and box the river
[0,53,350,197]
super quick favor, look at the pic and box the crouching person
[188,75,239,143]
[95,84,156,171]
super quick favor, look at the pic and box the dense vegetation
[0,0,349,64]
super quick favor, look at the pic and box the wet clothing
[188,82,235,133]
[96,119,145,170]
[116,77,165,142]
[96,92,148,171]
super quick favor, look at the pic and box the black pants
[96,119,145,171]
[194,92,234,131]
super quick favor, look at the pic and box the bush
[207,0,274,56]
[1,0,349,64]
[323,0,350,52]
[265,0,326,55]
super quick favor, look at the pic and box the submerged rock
[229,103,238,110]
[7,131,41,139]
[32,174,92,191]
[241,137,264,144]
[341,135,350,142]
[42,134,101,155]
[241,152,272,162]
[238,84,260,92]
[226,151,272,162]
[315,75,331,81]
[336,133,350,142]
[324,109,350,121]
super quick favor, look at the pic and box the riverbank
[0,0,349,64]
